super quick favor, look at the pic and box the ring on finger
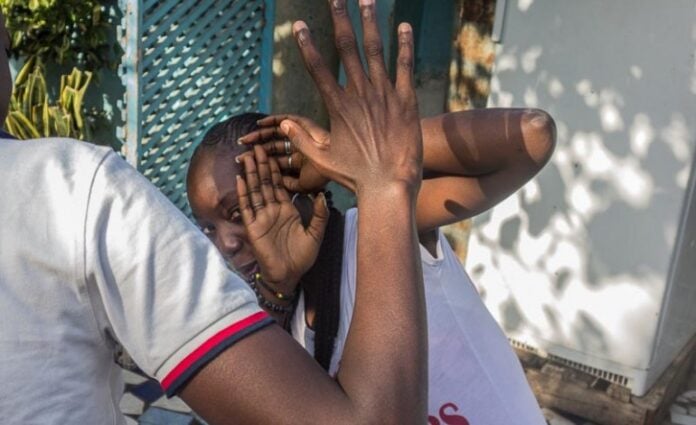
[252,201,264,211]
[284,140,292,155]
[287,154,293,169]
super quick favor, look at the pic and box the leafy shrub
[0,0,118,71]
[5,57,94,140]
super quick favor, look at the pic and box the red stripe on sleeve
[161,311,270,391]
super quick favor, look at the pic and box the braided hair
[189,112,344,372]
[299,193,344,372]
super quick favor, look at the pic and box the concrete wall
[271,1,358,209]
[271,1,339,126]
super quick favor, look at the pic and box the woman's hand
[239,115,330,194]
[237,145,329,292]
[281,17,423,198]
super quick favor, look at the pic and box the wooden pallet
[517,334,696,425]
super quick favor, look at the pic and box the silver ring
[284,140,292,155]
[252,201,264,211]
[287,155,293,169]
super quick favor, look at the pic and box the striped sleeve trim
[161,311,273,396]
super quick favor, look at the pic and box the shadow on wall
[466,0,696,361]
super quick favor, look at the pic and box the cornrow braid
[301,196,345,372]
[190,112,265,160]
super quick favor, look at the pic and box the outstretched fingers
[241,155,265,213]
[328,0,367,92]
[256,114,292,128]
[395,23,416,103]
[293,21,342,109]
[236,175,255,225]
[237,126,285,145]
[253,145,277,205]
[269,157,291,203]
[359,0,388,89]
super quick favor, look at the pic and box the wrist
[254,273,299,302]
[247,274,295,315]
[356,180,419,205]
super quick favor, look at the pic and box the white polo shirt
[0,138,271,424]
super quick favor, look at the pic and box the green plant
[5,57,94,140]
[0,0,118,71]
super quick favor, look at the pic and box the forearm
[421,108,556,176]
[181,188,427,425]
[336,186,427,423]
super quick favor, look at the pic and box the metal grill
[120,0,274,213]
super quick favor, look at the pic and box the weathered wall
[442,0,497,261]
[271,1,339,126]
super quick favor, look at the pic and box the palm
[236,146,329,291]
[245,199,321,289]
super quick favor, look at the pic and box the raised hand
[178,2,428,424]
[283,0,423,198]
[236,145,329,292]
[239,114,330,193]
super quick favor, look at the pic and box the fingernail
[280,121,291,134]
[320,192,328,211]
[237,137,245,145]
[398,23,412,35]
[293,22,309,46]
[293,21,308,33]
[235,155,241,164]
[331,0,346,11]
[361,0,374,19]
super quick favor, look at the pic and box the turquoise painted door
[120,0,274,214]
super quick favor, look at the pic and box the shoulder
[0,138,116,218]
[3,138,114,179]
[22,137,111,159]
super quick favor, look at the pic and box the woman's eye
[201,225,215,236]
[229,209,242,223]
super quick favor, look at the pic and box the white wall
[470,0,696,394]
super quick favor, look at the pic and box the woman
[187,108,555,424]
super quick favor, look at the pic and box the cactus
[4,59,93,140]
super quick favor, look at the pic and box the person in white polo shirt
[0,2,433,424]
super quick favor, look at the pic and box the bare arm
[415,108,556,232]
[180,1,427,423]
[242,108,555,234]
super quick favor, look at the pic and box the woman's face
[187,149,259,279]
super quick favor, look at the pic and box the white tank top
[291,208,545,424]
